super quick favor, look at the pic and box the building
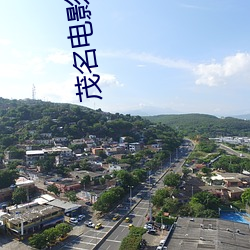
[108,163,130,173]
[25,150,44,166]
[52,179,81,193]
[1,203,64,238]
[128,142,143,152]
[47,199,82,217]
[166,217,250,250]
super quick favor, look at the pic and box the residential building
[26,150,44,166]
[108,163,130,173]
[1,203,64,238]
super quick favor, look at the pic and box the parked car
[144,223,153,230]
[128,224,134,229]
[147,228,156,234]
[84,221,95,228]
[95,223,102,230]
[59,234,68,242]
[78,214,86,221]
[69,217,78,224]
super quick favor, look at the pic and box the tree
[0,169,18,189]
[93,186,125,213]
[163,172,181,187]
[29,233,47,249]
[201,167,212,176]
[55,223,72,237]
[99,177,106,185]
[152,188,170,207]
[81,175,91,187]
[65,191,78,202]
[132,169,147,182]
[191,191,220,211]
[162,197,179,214]
[43,227,60,245]
[47,184,60,196]
[241,188,250,205]
[116,170,138,188]
[182,166,192,177]
[12,187,27,204]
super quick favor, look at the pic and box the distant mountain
[120,105,180,116]
[143,113,250,137]
[232,114,250,120]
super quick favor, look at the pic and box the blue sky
[1,0,250,116]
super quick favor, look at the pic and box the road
[219,144,245,157]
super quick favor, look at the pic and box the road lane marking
[105,239,122,243]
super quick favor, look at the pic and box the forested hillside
[0,97,182,158]
[144,113,250,137]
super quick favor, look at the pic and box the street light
[128,185,134,210]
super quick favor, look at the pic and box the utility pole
[129,186,133,210]
[148,175,152,222]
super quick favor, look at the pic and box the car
[147,228,156,234]
[95,223,102,230]
[144,223,153,230]
[159,240,165,246]
[69,217,78,224]
[112,214,120,221]
[78,214,86,221]
[128,223,134,229]
[84,221,95,228]
[124,217,130,223]
[59,234,68,242]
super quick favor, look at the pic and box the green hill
[144,113,250,137]
[0,97,182,155]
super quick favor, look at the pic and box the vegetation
[212,155,250,173]
[93,186,125,213]
[163,172,181,187]
[119,227,146,250]
[0,169,18,189]
[144,113,250,137]
[65,191,78,202]
[47,185,60,196]
[29,223,72,249]
[241,188,250,205]
[12,187,27,204]
[152,188,171,208]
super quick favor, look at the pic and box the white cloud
[193,53,250,86]
[47,50,71,64]
[99,73,124,87]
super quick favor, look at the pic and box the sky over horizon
[1,0,250,116]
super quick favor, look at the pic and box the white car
[78,214,86,221]
[85,221,95,228]
[69,217,78,224]
[144,223,153,230]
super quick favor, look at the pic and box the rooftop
[47,199,81,213]
[2,204,62,225]
[166,217,250,250]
